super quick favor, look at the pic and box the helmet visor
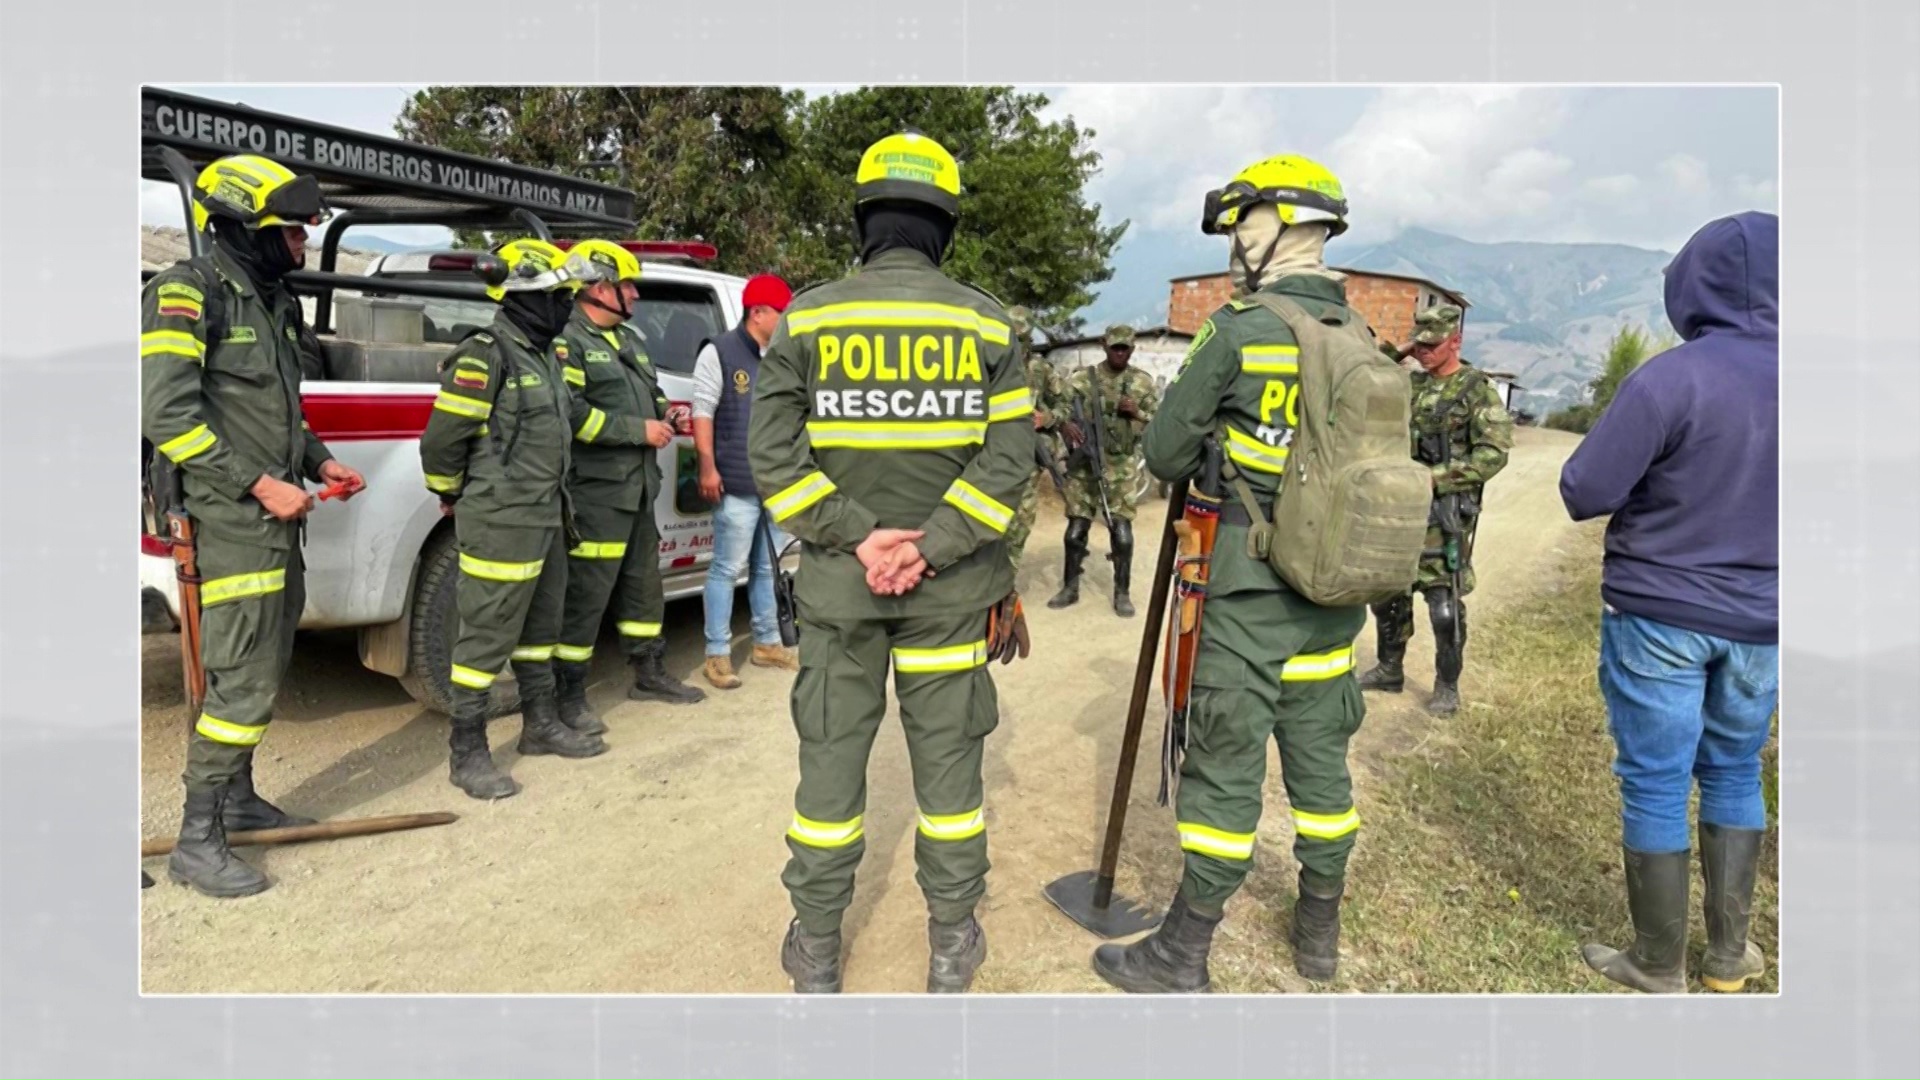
[1201,181,1347,236]
[258,173,333,227]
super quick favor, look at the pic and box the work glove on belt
[987,592,1031,665]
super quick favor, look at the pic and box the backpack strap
[181,256,231,345]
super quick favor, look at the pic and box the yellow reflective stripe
[987,387,1034,422]
[788,812,865,849]
[450,664,497,690]
[195,714,266,747]
[200,569,286,607]
[1178,821,1256,861]
[157,423,218,464]
[917,807,986,841]
[554,644,595,663]
[804,420,987,450]
[458,553,544,582]
[892,640,989,674]
[562,366,587,387]
[568,541,629,560]
[575,407,608,442]
[1292,806,1361,840]
[1280,645,1357,682]
[618,621,663,638]
[1224,426,1290,474]
[1240,344,1300,376]
[786,302,1011,345]
[433,391,492,420]
[766,471,837,523]
[141,330,205,361]
[943,479,1013,533]
[424,472,464,494]
[511,644,555,662]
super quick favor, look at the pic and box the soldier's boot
[1700,823,1768,992]
[628,639,707,705]
[1110,518,1136,618]
[1290,873,1345,983]
[1048,517,1092,609]
[780,920,843,993]
[926,914,988,994]
[447,689,520,800]
[516,680,608,760]
[221,751,316,832]
[553,660,607,737]
[1428,590,1465,716]
[1091,891,1221,993]
[167,785,271,899]
[1357,596,1410,693]
[1581,848,1690,993]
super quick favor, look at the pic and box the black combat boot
[554,660,607,736]
[1357,596,1410,693]
[1290,873,1345,982]
[627,639,706,705]
[167,785,271,898]
[781,920,843,993]
[1110,518,1136,618]
[222,751,316,832]
[516,681,608,759]
[1700,823,1767,992]
[926,914,988,993]
[1428,589,1467,715]
[1091,891,1222,993]
[447,689,520,800]
[1581,847,1690,993]
[1048,517,1092,609]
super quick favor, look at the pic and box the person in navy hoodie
[1561,211,1779,994]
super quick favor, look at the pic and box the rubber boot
[517,691,608,759]
[1290,873,1344,982]
[167,785,271,898]
[1091,890,1221,993]
[554,660,607,737]
[1048,517,1091,609]
[222,751,315,831]
[780,920,843,993]
[447,689,520,800]
[1110,518,1136,618]
[628,639,706,705]
[1700,823,1767,992]
[1581,848,1690,993]
[926,914,988,993]
[1357,596,1410,693]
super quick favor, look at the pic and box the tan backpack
[1226,292,1430,607]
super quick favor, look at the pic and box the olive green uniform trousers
[782,610,1000,935]
[183,528,304,788]
[556,495,666,665]
[449,515,568,702]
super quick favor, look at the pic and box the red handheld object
[317,477,364,501]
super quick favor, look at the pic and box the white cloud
[1731,174,1778,209]
[1659,153,1713,196]
[1582,174,1643,201]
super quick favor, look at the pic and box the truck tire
[397,527,522,718]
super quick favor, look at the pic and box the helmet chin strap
[582,286,631,322]
[1230,224,1286,295]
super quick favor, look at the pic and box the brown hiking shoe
[704,656,742,689]
[751,644,799,671]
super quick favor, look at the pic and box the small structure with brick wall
[1168,268,1470,352]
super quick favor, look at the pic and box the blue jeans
[1598,605,1779,854]
[703,494,786,658]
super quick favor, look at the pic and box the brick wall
[1167,271,1448,349]
[1169,276,1236,335]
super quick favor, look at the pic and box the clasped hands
[857,528,933,597]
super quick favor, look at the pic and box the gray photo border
[3,1,1917,1076]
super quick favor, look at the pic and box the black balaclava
[856,201,954,266]
[211,218,301,287]
[501,289,575,348]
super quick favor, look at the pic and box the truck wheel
[397,528,522,718]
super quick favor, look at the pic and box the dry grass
[1226,521,1781,994]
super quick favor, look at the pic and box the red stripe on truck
[670,555,697,568]
[301,393,436,441]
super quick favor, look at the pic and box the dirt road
[140,427,1584,994]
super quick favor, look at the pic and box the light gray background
[2,1,1916,1077]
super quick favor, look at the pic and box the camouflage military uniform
[1046,325,1158,616]
[1003,307,1060,574]
[1359,304,1513,714]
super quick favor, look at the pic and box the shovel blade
[1043,870,1162,939]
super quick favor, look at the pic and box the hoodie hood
[1664,210,1777,342]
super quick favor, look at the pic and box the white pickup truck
[142,246,751,714]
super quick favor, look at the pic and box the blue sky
[144,85,1778,326]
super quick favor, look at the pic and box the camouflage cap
[1104,324,1136,347]
[1412,303,1463,345]
[1006,305,1032,336]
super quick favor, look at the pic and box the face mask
[503,291,575,346]
[211,218,299,282]
[856,202,954,265]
